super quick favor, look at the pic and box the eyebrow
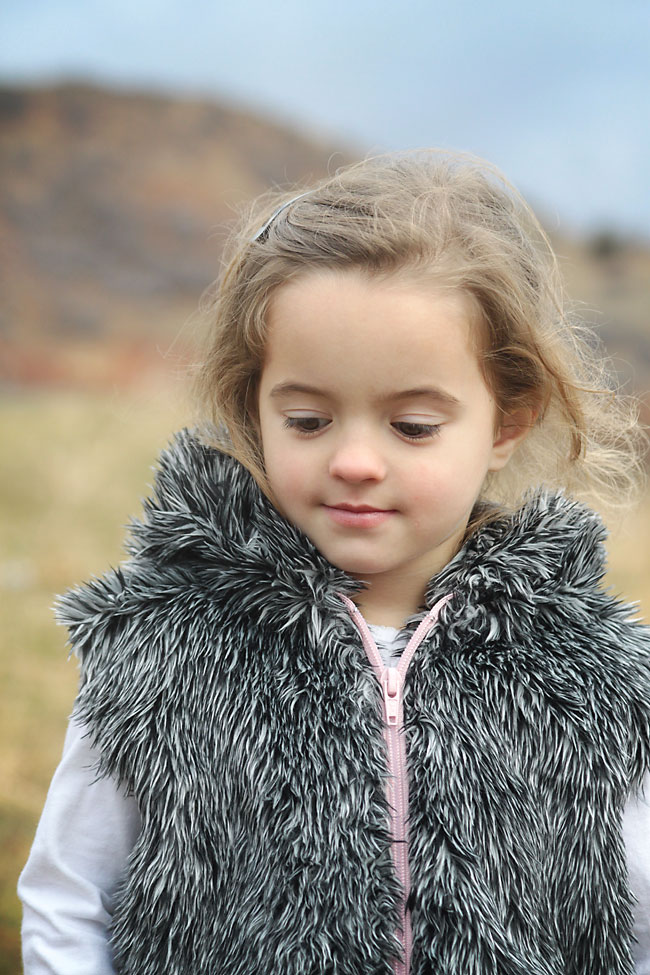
[269,382,460,408]
[269,382,328,399]
[387,386,461,408]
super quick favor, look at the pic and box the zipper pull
[382,668,401,726]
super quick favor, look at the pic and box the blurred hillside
[0,82,350,388]
[1,82,650,401]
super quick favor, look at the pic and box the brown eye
[283,417,330,434]
[392,421,441,441]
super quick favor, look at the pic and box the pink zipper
[339,594,452,975]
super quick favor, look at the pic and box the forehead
[263,269,485,395]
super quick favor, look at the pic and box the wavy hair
[194,150,645,518]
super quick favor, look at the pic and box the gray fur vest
[58,430,650,975]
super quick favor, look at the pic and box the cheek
[405,455,483,511]
[264,447,313,508]
[405,463,448,514]
[407,456,452,495]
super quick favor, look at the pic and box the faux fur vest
[58,430,650,975]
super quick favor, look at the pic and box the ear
[489,407,536,472]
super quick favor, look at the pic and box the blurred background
[1,0,649,967]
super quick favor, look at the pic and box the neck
[349,534,464,629]
[351,575,425,629]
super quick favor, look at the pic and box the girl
[20,151,650,974]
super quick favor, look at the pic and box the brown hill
[1,82,649,399]
[0,82,351,386]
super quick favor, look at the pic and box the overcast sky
[2,0,649,236]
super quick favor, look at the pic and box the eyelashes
[282,416,441,441]
[392,421,441,441]
[283,416,329,434]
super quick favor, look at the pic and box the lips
[323,503,395,529]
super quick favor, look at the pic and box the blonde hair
[195,150,645,518]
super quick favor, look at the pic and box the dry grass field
[2,384,650,970]
[0,383,190,972]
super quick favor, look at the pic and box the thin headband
[250,192,312,243]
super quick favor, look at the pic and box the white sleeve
[624,773,650,974]
[18,718,141,975]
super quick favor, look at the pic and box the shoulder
[431,491,650,714]
[435,491,645,627]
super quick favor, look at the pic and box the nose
[328,431,387,483]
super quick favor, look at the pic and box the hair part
[194,150,646,520]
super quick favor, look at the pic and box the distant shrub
[588,230,627,261]
[0,88,27,121]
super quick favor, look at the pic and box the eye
[283,415,331,435]
[392,421,441,441]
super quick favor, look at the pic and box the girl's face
[257,270,524,620]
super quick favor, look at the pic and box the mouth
[323,503,396,528]
[331,503,389,513]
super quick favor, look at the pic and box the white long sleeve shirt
[19,625,650,974]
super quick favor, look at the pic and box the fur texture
[57,430,650,974]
